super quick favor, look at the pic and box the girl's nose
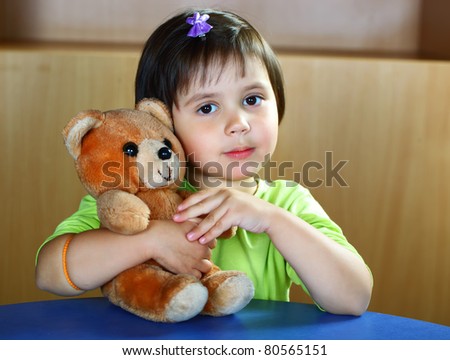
[225,113,250,135]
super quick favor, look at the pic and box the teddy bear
[62,98,254,322]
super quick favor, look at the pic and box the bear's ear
[62,110,103,160]
[136,98,173,131]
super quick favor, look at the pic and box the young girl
[36,9,372,315]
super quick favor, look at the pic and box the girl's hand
[36,220,215,296]
[147,219,215,278]
[173,188,274,244]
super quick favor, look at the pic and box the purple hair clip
[186,12,213,38]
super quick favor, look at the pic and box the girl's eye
[197,103,218,115]
[243,95,262,107]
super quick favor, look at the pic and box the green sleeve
[270,181,366,295]
[35,179,193,265]
[35,195,100,264]
[285,184,373,305]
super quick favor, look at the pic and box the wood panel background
[1,45,449,326]
[1,0,422,56]
[0,45,140,302]
[274,54,450,325]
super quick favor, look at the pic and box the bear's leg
[200,265,255,317]
[102,261,208,322]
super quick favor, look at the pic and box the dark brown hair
[135,9,285,122]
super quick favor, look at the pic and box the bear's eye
[163,139,172,149]
[123,142,139,157]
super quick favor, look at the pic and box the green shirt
[37,179,363,302]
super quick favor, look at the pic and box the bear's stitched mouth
[158,167,172,182]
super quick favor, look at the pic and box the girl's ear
[136,98,173,131]
[62,110,103,160]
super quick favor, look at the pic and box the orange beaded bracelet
[62,234,81,291]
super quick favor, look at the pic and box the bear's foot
[201,271,255,317]
[102,262,208,322]
[165,282,208,322]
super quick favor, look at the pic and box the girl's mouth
[224,147,255,160]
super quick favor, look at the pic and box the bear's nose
[158,146,172,160]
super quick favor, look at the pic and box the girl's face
[172,57,278,188]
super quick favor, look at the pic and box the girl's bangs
[176,36,263,97]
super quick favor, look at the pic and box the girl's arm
[173,188,372,316]
[263,206,372,315]
[35,220,213,296]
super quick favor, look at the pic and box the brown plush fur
[63,98,254,322]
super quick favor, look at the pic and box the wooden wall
[419,0,450,59]
[0,45,139,302]
[276,54,450,326]
[1,45,449,326]
[1,0,422,56]
[4,0,450,59]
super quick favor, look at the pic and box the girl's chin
[192,161,260,177]
[227,164,258,177]
[187,160,262,184]
[189,170,258,188]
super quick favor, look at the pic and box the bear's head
[63,98,185,198]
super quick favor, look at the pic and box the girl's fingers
[177,189,214,211]
[187,209,232,243]
[186,212,220,241]
[196,259,213,275]
[174,189,244,243]
[174,192,226,221]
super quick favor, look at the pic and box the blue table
[0,298,449,339]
